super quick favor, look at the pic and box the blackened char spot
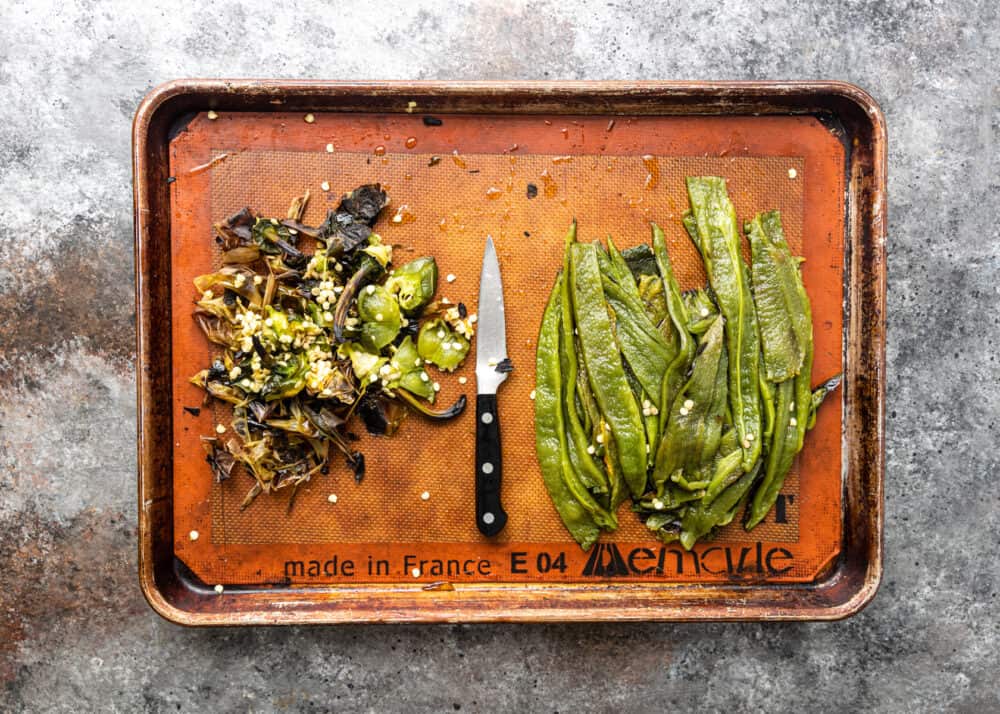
[422,116,443,126]
[526,183,538,199]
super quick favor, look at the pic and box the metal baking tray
[134,80,885,624]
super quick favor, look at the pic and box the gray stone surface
[0,0,997,711]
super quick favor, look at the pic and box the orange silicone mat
[168,112,844,586]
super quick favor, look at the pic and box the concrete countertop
[1,1,997,711]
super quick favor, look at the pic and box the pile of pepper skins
[190,185,474,509]
[534,176,840,550]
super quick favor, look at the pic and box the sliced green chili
[533,275,604,548]
[686,176,762,471]
[746,379,797,529]
[651,222,694,433]
[653,315,727,492]
[560,224,611,495]
[570,242,648,498]
[746,211,810,382]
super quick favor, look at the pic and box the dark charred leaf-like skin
[338,183,389,225]
[620,243,658,281]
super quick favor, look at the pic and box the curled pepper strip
[686,176,763,471]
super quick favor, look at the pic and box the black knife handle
[475,393,508,536]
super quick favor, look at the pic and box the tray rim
[134,79,886,625]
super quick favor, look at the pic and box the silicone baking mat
[168,112,844,586]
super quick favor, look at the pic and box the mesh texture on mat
[206,149,805,545]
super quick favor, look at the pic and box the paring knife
[474,236,510,536]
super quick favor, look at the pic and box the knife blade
[474,235,509,536]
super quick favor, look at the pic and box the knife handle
[475,393,508,537]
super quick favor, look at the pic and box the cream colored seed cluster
[641,398,660,417]
[443,306,477,340]
[310,279,341,312]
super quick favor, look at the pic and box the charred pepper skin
[685,176,763,472]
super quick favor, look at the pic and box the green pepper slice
[357,284,402,351]
[746,211,811,382]
[417,317,470,372]
[569,242,648,499]
[685,176,763,471]
[534,274,603,549]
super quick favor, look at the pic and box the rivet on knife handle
[475,393,508,536]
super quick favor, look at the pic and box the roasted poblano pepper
[653,315,727,493]
[746,211,811,382]
[686,176,763,471]
[569,242,648,498]
[651,222,695,436]
[534,275,603,548]
[560,224,611,496]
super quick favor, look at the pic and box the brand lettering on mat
[580,541,796,577]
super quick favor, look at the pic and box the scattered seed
[529,389,536,400]
[304,113,315,123]
[411,567,422,577]
[189,530,199,541]
[433,382,441,392]
[321,181,330,191]
[215,423,226,434]
[328,493,338,503]
[586,444,596,455]
[679,407,689,416]
[420,491,430,501]
[683,399,695,410]
[788,168,797,179]
[207,110,218,120]
[326,143,334,153]
[446,273,456,283]
[789,418,798,426]
[458,376,467,384]
[214,584,224,594]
